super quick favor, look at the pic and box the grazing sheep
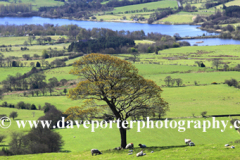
[128,153,133,155]
[225,144,230,147]
[136,151,146,157]
[129,150,133,152]
[189,142,195,146]
[151,151,154,153]
[136,150,144,157]
[231,146,235,149]
[185,139,191,145]
[126,143,134,149]
[91,149,102,156]
[138,144,147,148]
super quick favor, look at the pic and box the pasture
[0,36,68,46]
[0,67,32,82]
[1,0,64,11]
[1,37,240,159]
[158,14,194,24]
[108,0,178,14]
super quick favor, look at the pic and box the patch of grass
[0,36,67,46]
[0,67,32,82]
[109,0,178,14]
[0,107,44,142]
[1,43,69,58]
[158,14,194,24]
[135,40,155,44]
[5,0,64,11]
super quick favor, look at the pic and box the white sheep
[138,144,147,148]
[91,149,102,156]
[136,150,144,157]
[225,144,229,147]
[185,139,191,145]
[231,146,235,149]
[125,143,134,149]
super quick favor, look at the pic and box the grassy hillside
[0,67,32,82]
[1,143,240,159]
[1,37,240,159]
[109,0,178,14]
[1,0,64,11]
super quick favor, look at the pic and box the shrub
[0,135,6,143]
[201,111,207,117]
[31,104,37,110]
[9,111,18,120]
[40,103,64,129]
[36,62,41,67]
[211,82,218,84]
[225,79,238,87]
[17,101,25,109]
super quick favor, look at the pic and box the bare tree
[28,36,34,45]
[171,79,175,86]
[212,59,221,70]
[30,62,35,67]
[175,78,183,87]
[164,76,172,87]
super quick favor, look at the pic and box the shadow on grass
[59,150,71,153]
[104,145,188,154]
[0,145,9,147]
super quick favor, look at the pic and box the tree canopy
[68,53,169,148]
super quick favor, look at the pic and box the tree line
[68,36,135,53]
[0,3,32,14]
[0,103,64,156]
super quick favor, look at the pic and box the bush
[41,103,65,129]
[0,147,12,156]
[201,111,207,117]
[9,111,18,120]
[211,82,218,84]
[0,135,6,143]
[225,79,238,88]
[31,104,37,110]
[36,62,41,67]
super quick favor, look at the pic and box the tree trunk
[119,126,127,148]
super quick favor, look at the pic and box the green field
[216,0,240,9]
[0,36,67,46]
[109,0,178,14]
[0,116,240,159]
[1,36,240,159]
[1,0,64,11]
[158,14,194,24]
[95,13,151,21]
[1,143,240,159]
[0,67,32,82]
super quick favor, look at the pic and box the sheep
[91,149,102,156]
[136,150,144,157]
[231,146,235,149]
[125,143,134,149]
[225,144,229,147]
[189,142,195,146]
[138,144,147,148]
[185,139,191,145]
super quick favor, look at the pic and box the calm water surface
[0,16,240,46]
